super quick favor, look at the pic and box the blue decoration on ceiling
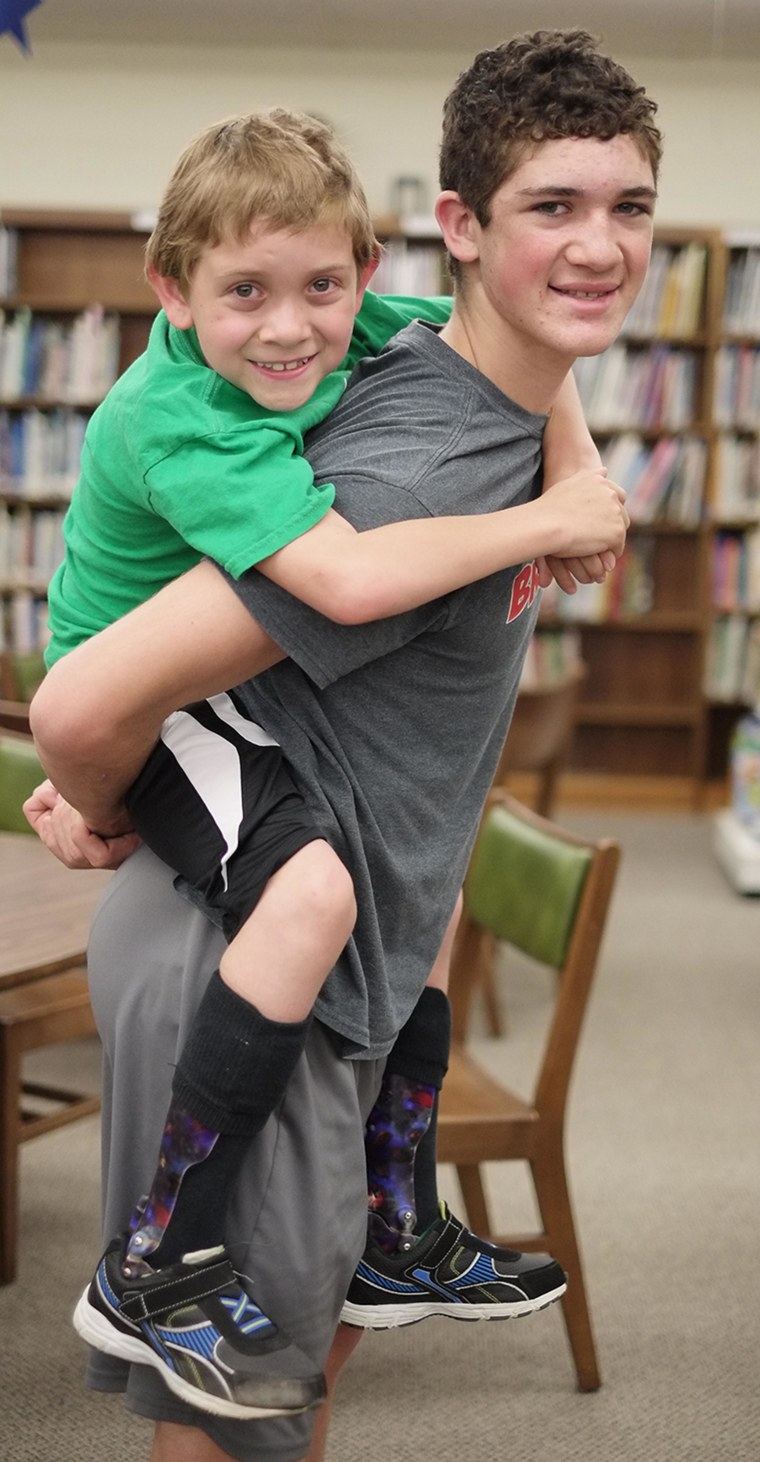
[0,0,43,53]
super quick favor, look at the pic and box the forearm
[543,371,602,482]
[31,560,285,832]
[258,468,625,625]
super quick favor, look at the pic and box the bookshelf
[0,209,156,655]
[704,231,760,776]
[560,227,724,790]
[372,213,451,296]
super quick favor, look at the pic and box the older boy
[29,28,659,1462]
[37,105,612,1422]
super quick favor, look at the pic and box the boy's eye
[310,277,337,295]
[231,282,258,299]
[615,201,651,217]
[533,201,568,216]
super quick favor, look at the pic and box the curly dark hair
[440,29,662,226]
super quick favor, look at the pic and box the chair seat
[438,1046,539,1164]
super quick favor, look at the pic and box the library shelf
[707,231,760,731]
[0,208,157,658]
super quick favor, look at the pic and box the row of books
[714,345,760,429]
[723,243,760,336]
[0,589,50,655]
[0,409,85,498]
[518,627,583,690]
[0,504,65,592]
[622,240,707,339]
[705,613,760,703]
[0,306,120,404]
[539,540,654,624]
[0,227,17,299]
[372,239,448,297]
[712,435,760,522]
[573,344,699,432]
[712,529,760,614]
[601,432,706,527]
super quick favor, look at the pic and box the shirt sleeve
[216,473,450,687]
[343,291,452,370]
[144,425,336,578]
[222,566,449,688]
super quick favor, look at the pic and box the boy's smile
[155,221,375,412]
[438,134,656,409]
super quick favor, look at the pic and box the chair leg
[0,1028,21,1285]
[481,965,505,1038]
[455,1164,492,1237]
[531,1147,600,1392]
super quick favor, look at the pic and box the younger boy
[37,108,618,1421]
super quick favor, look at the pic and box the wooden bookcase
[556,226,724,790]
[0,209,156,656]
[704,231,760,776]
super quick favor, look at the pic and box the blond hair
[146,109,379,289]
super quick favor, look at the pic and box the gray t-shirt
[226,321,547,1057]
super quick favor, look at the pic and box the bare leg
[147,1324,363,1462]
[220,840,356,1020]
[305,1325,364,1462]
[150,1422,243,1462]
[424,890,462,993]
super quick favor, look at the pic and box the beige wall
[1,40,759,229]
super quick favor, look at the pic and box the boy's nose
[257,299,311,346]
[564,220,622,272]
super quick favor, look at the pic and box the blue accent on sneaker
[73,1238,325,1420]
[341,1204,567,1328]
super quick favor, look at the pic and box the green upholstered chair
[0,651,44,736]
[0,734,44,833]
[0,650,45,703]
[439,790,620,1393]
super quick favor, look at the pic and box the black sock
[128,971,311,1271]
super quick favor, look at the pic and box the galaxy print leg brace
[364,1072,437,1253]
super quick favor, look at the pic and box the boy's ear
[354,253,380,308]
[147,263,194,330]
[434,191,480,266]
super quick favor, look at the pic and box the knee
[297,840,357,945]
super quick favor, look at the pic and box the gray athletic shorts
[84,843,385,1462]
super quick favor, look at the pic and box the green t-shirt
[45,290,452,665]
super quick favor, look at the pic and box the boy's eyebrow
[215,261,356,283]
[517,185,658,200]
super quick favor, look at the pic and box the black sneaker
[340,1204,567,1328]
[73,1238,326,1420]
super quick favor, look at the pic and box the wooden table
[0,832,111,1282]
[0,832,111,988]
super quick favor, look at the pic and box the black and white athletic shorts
[125,690,324,939]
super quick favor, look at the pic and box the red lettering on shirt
[506,561,540,622]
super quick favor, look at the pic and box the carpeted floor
[2,810,759,1461]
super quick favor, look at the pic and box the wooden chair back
[493,662,586,818]
[439,790,620,1391]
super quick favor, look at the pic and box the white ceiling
[23,0,760,61]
